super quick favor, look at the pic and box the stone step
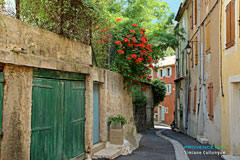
[93,148,122,160]
[92,143,105,154]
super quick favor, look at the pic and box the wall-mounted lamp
[185,42,192,55]
[185,40,198,54]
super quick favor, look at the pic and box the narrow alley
[98,125,224,160]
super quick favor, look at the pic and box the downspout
[220,0,224,97]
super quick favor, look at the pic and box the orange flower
[132,24,138,27]
[142,87,147,91]
[141,28,146,32]
[131,37,137,42]
[117,49,124,54]
[130,30,136,33]
[123,38,128,43]
[115,41,122,46]
[116,17,122,21]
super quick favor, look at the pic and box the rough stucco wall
[103,70,138,149]
[143,86,154,129]
[0,14,91,66]
[85,73,94,159]
[1,65,32,160]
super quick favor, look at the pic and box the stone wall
[0,14,91,66]
[1,65,32,160]
[0,14,137,160]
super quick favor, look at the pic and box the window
[194,36,198,66]
[193,85,197,114]
[167,67,172,77]
[205,21,211,54]
[162,68,167,77]
[165,84,172,94]
[188,87,191,113]
[208,83,214,121]
[194,0,198,25]
[165,107,168,114]
[226,0,235,49]
[157,69,163,78]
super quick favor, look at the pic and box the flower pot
[110,123,122,129]
[109,123,124,145]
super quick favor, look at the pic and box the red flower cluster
[130,30,136,33]
[115,41,122,46]
[116,17,122,21]
[118,49,124,54]
[113,23,154,86]
[123,38,128,43]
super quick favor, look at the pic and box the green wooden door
[31,78,64,160]
[31,69,85,160]
[64,81,85,159]
[0,72,3,147]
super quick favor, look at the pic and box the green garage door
[31,69,85,160]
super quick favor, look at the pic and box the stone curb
[156,130,190,160]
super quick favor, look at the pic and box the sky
[162,0,183,16]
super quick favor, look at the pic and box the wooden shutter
[226,2,231,47]
[191,2,193,29]
[226,0,235,48]
[206,21,211,54]
[188,87,191,113]
[208,83,214,121]
[191,42,194,68]
[195,0,198,25]
[230,0,235,45]
[193,85,197,114]
[194,37,198,65]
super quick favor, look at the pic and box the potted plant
[107,115,127,145]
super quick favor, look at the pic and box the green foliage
[17,0,184,86]
[107,115,127,126]
[132,87,147,110]
[151,79,166,106]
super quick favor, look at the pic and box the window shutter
[191,42,194,68]
[188,87,191,113]
[194,37,198,65]
[193,85,197,115]
[226,0,235,48]
[226,2,231,47]
[195,0,198,25]
[208,83,214,121]
[163,69,167,77]
[206,21,211,54]
[191,2,193,29]
[169,84,172,94]
[230,0,235,45]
